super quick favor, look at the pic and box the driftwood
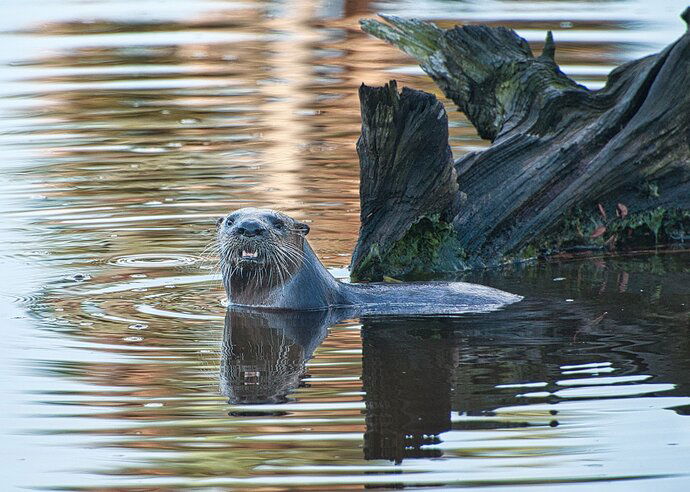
[351,9,690,281]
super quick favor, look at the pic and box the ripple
[81,274,216,295]
[109,253,198,268]
[136,303,223,321]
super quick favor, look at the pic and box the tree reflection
[361,322,454,462]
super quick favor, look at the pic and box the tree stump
[351,10,690,281]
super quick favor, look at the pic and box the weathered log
[351,10,690,281]
[351,81,461,280]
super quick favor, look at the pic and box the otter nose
[235,219,266,237]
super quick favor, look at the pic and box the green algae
[350,214,467,281]
[517,206,690,260]
[352,206,690,281]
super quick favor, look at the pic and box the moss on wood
[517,206,690,259]
[351,215,468,281]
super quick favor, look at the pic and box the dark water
[1,0,689,489]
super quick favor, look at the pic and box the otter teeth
[241,250,258,259]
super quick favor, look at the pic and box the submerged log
[351,10,690,281]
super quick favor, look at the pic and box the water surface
[1,0,689,489]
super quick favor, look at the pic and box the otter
[217,208,521,314]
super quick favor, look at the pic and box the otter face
[217,208,310,296]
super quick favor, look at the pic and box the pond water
[1,0,689,489]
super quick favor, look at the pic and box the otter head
[217,208,310,303]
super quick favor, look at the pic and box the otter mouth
[241,249,259,260]
[234,245,263,264]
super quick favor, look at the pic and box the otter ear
[216,217,224,227]
[294,221,310,236]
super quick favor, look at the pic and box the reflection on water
[221,309,338,405]
[362,321,454,463]
[1,0,690,489]
[216,254,690,486]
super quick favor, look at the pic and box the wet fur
[218,208,522,313]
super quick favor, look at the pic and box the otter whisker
[279,245,306,274]
[271,247,291,284]
[267,248,285,289]
[198,238,223,275]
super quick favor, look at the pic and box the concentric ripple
[108,254,198,268]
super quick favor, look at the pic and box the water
[1,0,689,489]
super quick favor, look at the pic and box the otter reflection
[220,308,349,404]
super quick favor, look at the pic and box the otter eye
[272,219,285,229]
[218,216,234,227]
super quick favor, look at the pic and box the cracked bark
[351,10,690,281]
